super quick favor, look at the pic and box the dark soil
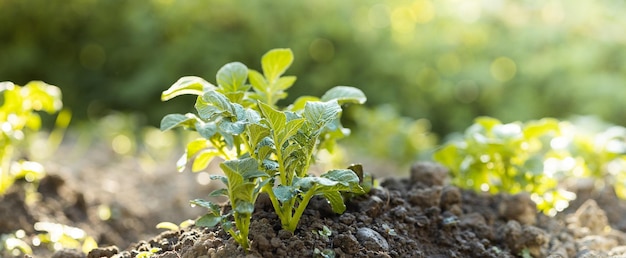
[3,159,626,257]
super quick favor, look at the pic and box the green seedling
[0,81,66,195]
[161,48,367,250]
[434,117,576,215]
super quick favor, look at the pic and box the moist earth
[3,161,626,257]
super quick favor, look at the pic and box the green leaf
[323,191,346,214]
[232,182,257,203]
[258,102,286,132]
[160,113,197,131]
[192,149,220,172]
[274,185,297,203]
[247,124,271,147]
[248,69,268,93]
[190,199,220,212]
[162,76,216,101]
[275,76,297,91]
[262,48,294,83]
[196,121,218,139]
[216,62,248,93]
[321,86,367,105]
[203,91,236,116]
[221,158,266,181]
[321,169,361,185]
[208,188,228,197]
[303,101,341,131]
[196,213,222,228]
[234,200,255,215]
[210,175,229,186]
[186,138,211,158]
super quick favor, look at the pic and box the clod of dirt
[409,161,449,187]
[498,192,537,225]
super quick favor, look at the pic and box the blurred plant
[434,117,576,215]
[0,81,67,195]
[344,105,437,168]
[161,48,366,250]
[1,230,32,257]
[32,222,98,254]
[435,116,626,215]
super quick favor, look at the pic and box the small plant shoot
[161,48,367,250]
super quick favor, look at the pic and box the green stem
[286,189,316,232]
[262,183,289,226]
[210,138,231,160]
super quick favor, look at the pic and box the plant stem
[286,189,316,232]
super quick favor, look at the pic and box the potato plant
[161,48,366,250]
[0,81,64,195]
[434,117,575,215]
[434,116,626,216]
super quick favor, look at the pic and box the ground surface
[2,147,626,257]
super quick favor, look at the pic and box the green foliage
[4,1,625,137]
[0,81,64,195]
[434,116,626,216]
[161,48,366,250]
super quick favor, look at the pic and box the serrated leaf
[274,185,297,203]
[320,86,367,105]
[162,76,216,101]
[262,48,294,83]
[216,62,248,93]
[160,113,196,131]
[192,149,220,172]
[196,213,222,228]
[323,191,346,214]
[208,188,228,197]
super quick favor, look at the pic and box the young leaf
[234,200,255,215]
[160,113,197,131]
[258,102,286,132]
[322,191,347,214]
[203,91,236,116]
[208,188,228,197]
[248,70,268,93]
[262,48,294,83]
[216,62,249,93]
[303,101,341,131]
[275,76,297,91]
[321,86,367,105]
[196,213,222,228]
[274,185,297,203]
[162,76,216,101]
[192,149,220,172]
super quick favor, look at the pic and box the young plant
[0,81,64,195]
[161,48,366,250]
[433,117,576,215]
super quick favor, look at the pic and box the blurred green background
[2,0,625,137]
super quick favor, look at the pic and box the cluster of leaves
[434,117,626,216]
[161,48,367,250]
[0,81,65,195]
